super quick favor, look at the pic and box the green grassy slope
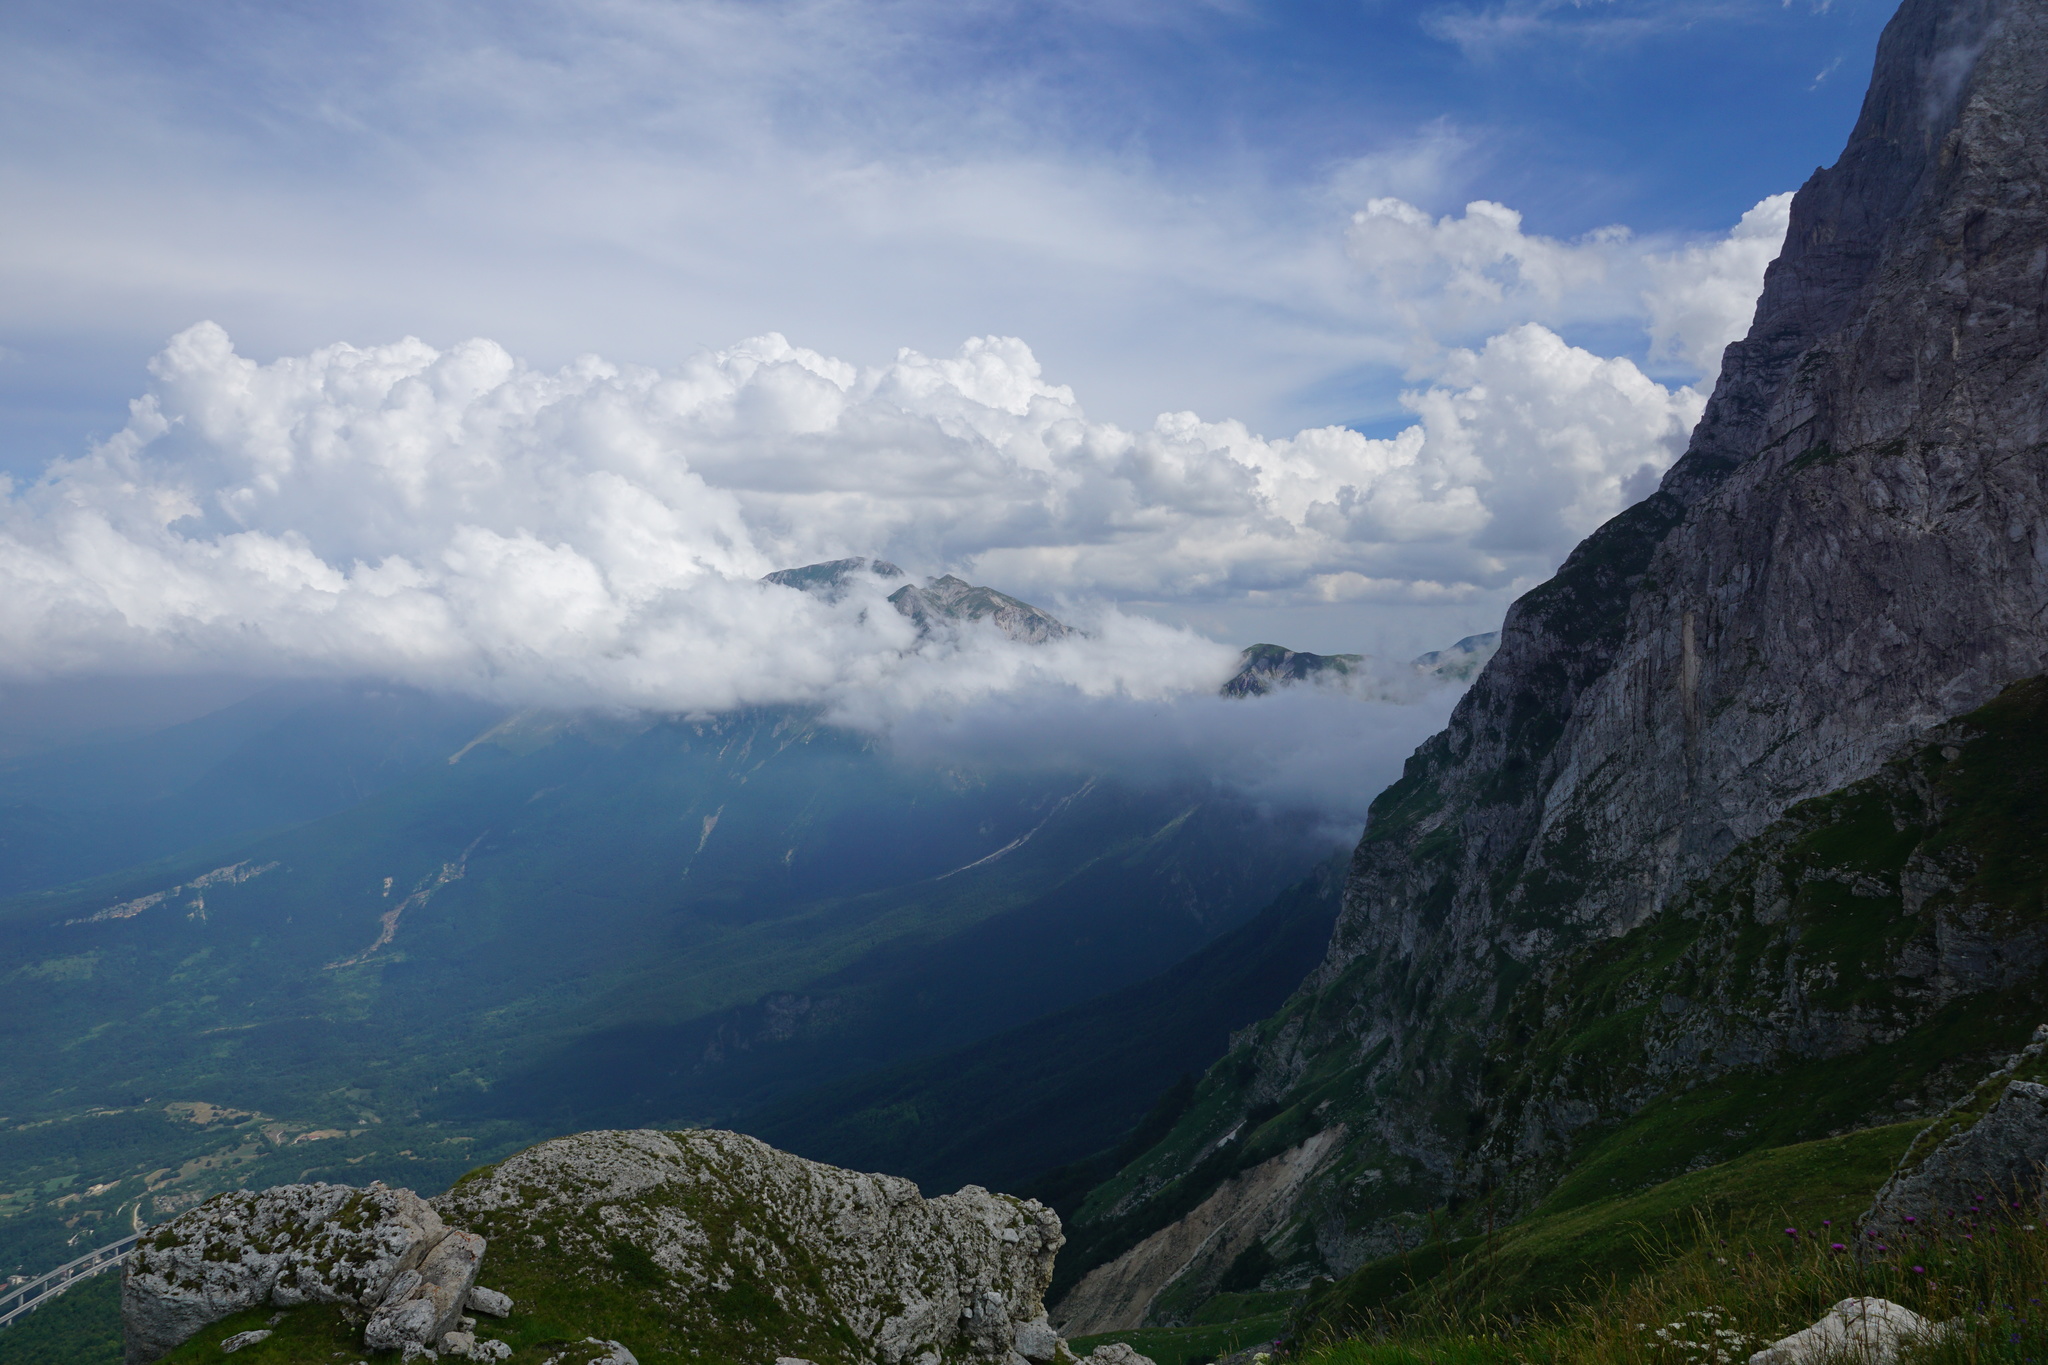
[1301,1122,1919,1330]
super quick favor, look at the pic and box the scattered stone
[1079,1346,1155,1365]
[1748,1298,1947,1365]
[1013,1318,1061,1363]
[466,1287,513,1318]
[541,1340,637,1365]
[220,1330,272,1353]
[776,1357,821,1365]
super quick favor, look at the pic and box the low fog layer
[876,681,1464,840]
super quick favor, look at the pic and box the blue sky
[2,0,1884,454]
[0,0,1893,680]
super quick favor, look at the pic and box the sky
[0,0,1895,735]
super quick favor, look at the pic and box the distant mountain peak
[762,560,1071,645]
[1221,644,1363,697]
[761,557,908,601]
[888,575,1073,645]
[1221,632,1500,698]
[1410,631,1499,683]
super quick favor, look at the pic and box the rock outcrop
[124,1182,448,1363]
[438,1128,1074,1365]
[123,1181,512,1363]
[364,1229,487,1355]
[1864,1024,2048,1239]
[1052,0,2048,1314]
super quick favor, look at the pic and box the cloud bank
[0,189,1789,822]
[0,192,1787,713]
[0,294,1725,710]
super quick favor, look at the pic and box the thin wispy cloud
[1421,0,1761,59]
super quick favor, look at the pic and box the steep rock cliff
[1053,0,2048,1319]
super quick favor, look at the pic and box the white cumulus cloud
[0,315,1708,711]
[1347,193,1790,386]
[1643,192,1795,376]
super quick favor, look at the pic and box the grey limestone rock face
[1012,1318,1062,1363]
[439,1128,1069,1365]
[123,1181,449,1364]
[1186,0,2048,1266]
[363,1297,439,1353]
[1864,1027,2048,1239]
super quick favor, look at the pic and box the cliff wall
[1054,0,2048,1319]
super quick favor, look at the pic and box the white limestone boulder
[1748,1297,1948,1365]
